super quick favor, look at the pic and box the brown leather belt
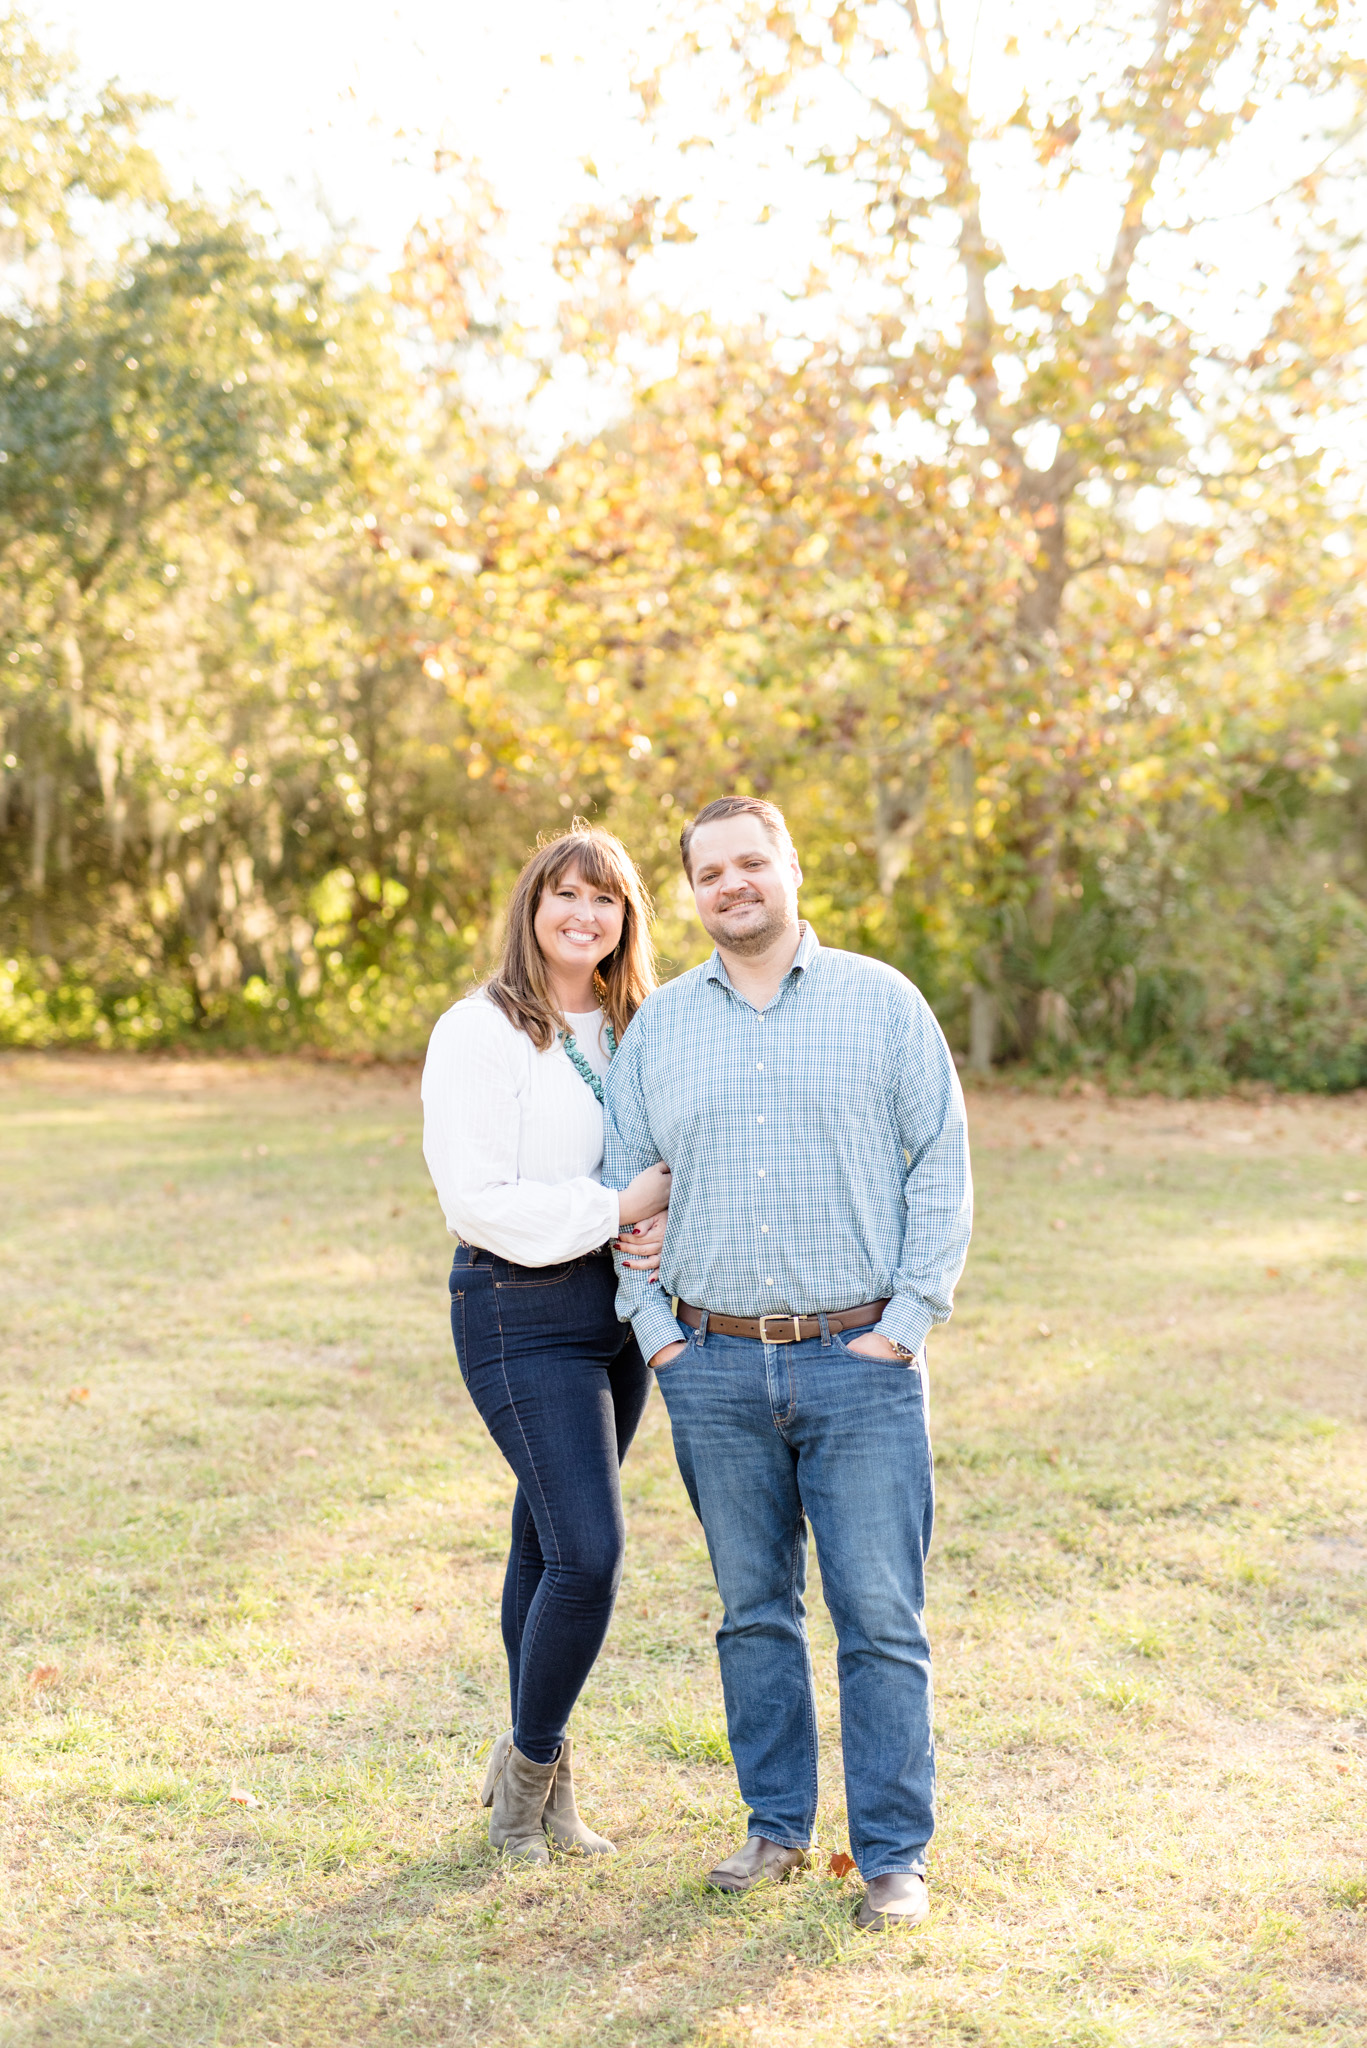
[675,1298,889,1345]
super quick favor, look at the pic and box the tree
[558,0,1367,1055]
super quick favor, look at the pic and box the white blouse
[421,990,620,1264]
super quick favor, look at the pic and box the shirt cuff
[876,1296,934,1358]
[631,1298,687,1363]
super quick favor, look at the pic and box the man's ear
[791,851,804,889]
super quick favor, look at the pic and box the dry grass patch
[0,1054,1365,2045]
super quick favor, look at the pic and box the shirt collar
[705,921,820,991]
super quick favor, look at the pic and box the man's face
[688,816,802,956]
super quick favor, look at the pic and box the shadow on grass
[0,1830,900,2048]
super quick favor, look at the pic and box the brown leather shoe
[855,1872,929,1930]
[706,1835,809,1894]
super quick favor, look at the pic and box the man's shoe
[855,1872,929,1930]
[706,1835,809,1894]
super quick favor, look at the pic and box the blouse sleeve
[421,1000,621,1264]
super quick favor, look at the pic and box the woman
[421,825,670,1865]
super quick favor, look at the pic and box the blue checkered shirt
[603,925,972,1362]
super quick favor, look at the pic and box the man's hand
[843,1332,902,1360]
[649,1341,687,1370]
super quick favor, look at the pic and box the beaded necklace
[558,1019,617,1104]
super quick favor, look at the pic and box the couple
[421,796,972,1931]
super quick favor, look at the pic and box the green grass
[1,1056,1365,2045]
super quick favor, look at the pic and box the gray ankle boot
[541,1735,615,1855]
[479,1730,513,1807]
[482,1734,558,1863]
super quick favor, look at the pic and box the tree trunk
[968,986,998,1072]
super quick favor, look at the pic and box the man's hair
[679,795,793,880]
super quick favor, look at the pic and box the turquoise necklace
[559,1019,617,1104]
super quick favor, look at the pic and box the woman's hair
[483,824,657,1051]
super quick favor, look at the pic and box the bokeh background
[2,0,1364,1085]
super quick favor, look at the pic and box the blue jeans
[450,1245,650,1764]
[655,1323,935,1880]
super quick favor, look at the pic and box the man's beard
[701,896,793,957]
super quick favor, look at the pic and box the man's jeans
[655,1322,935,1879]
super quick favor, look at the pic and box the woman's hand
[617,1207,667,1272]
[617,1160,672,1227]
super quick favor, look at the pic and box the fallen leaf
[27,1663,60,1693]
[163,1180,177,1194]
[1037,1322,1053,1338]
[294,1446,318,1460]
[1050,1218,1067,1231]
[65,1386,90,1405]
[412,1599,427,1613]
[240,1314,252,1326]
[228,1787,260,1809]
[1344,1191,1363,1205]
[828,1851,857,1878]
[1265,1266,1280,1278]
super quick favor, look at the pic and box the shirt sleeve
[602,1010,685,1361]
[421,1002,620,1264]
[876,984,974,1357]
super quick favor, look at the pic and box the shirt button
[757,1062,763,1072]
[757,1169,765,1178]
[761,1224,769,1233]
[757,1115,764,1124]
[765,1277,774,1286]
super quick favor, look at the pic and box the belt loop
[819,1311,831,1347]
[697,1310,710,1346]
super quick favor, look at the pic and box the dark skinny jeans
[450,1244,650,1763]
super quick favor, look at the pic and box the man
[603,795,971,1931]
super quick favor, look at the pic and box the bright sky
[38,1,1354,460]
[42,3,658,289]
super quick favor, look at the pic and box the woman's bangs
[557,835,630,903]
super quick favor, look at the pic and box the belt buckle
[758,1314,803,1344]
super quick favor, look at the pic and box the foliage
[1,5,1366,1084]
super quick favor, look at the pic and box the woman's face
[532,861,626,992]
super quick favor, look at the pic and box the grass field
[1,1054,1366,2047]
